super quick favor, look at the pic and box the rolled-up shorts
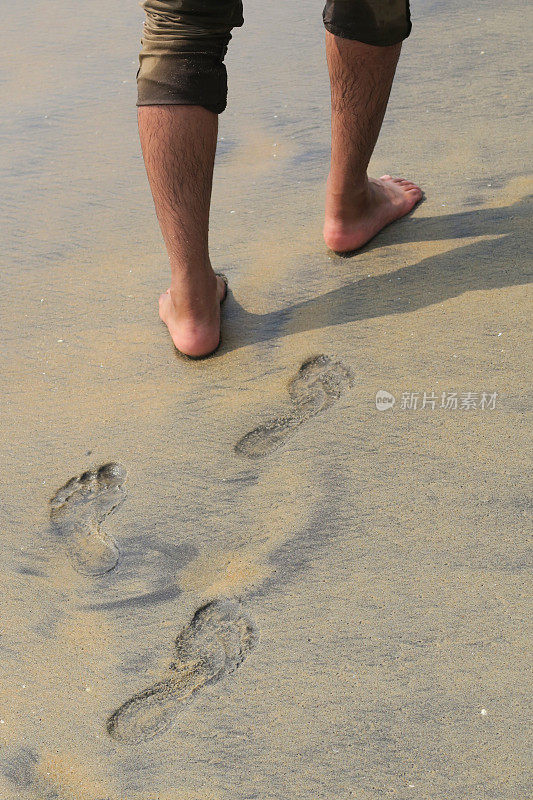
[137,0,411,114]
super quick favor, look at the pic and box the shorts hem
[136,98,224,114]
[323,19,412,47]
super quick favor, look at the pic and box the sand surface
[1,1,532,798]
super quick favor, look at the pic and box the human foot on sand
[323,175,423,253]
[139,33,421,349]
[158,271,228,359]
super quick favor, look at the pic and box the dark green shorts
[137,0,411,114]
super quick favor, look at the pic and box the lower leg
[323,32,422,252]
[138,105,226,357]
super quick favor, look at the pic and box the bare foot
[323,175,423,253]
[158,271,227,358]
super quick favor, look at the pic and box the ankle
[169,265,218,319]
[326,173,369,205]
[326,175,371,223]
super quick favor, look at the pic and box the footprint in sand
[235,354,355,458]
[50,463,127,576]
[106,599,258,743]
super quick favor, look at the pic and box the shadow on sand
[219,196,531,353]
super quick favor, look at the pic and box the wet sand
[1,0,532,798]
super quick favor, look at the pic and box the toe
[97,462,127,490]
[52,470,99,509]
[50,469,101,510]
[77,470,99,494]
[215,274,228,303]
[50,476,82,508]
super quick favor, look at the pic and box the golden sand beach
[0,1,531,798]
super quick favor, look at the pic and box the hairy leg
[138,105,226,357]
[323,32,422,252]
